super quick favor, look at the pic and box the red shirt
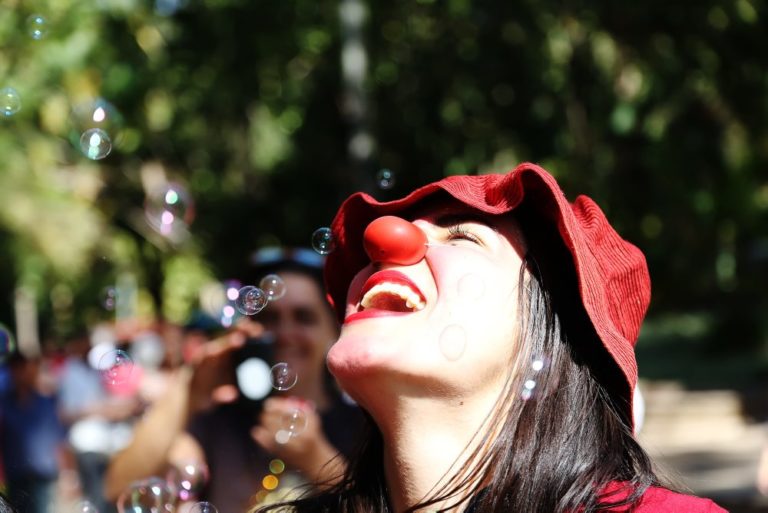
[462,484,728,512]
[605,484,728,512]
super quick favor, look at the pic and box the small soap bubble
[520,355,549,401]
[281,408,308,437]
[311,227,336,255]
[73,500,99,513]
[97,349,134,385]
[144,182,194,239]
[102,286,118,311]
[27,14,48,40]
[166,461,209,502]
[457,273,485,301]
[235,286,268,315]
[0,324,16,362]
[188,502,218,513]
[1,87,21,117]
[117,476,175,513]
[270,362,297,391]
[259,274,286,301]
[69,98,124,156]
[80,128,112,160]
[376,168,395,190]
[438,324,466,361]
[521,379,537,401]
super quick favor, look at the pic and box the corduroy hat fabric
[324,162,651,420]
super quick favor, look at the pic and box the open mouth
[360,282,426,312]
[356,270,427,314]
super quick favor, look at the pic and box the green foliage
[0,0,765,365]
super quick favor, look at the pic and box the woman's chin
[326,332,408,382]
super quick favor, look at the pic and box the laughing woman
[259,163,726,513]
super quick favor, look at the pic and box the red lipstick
[343,270,426,325]
[358,270,426,304]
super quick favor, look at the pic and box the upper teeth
[360,282,426,311]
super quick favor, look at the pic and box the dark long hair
[257,208,657,513]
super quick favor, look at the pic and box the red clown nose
[363,216,427,265]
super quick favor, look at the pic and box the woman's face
[258,271,339,390]
[327,206,527,402]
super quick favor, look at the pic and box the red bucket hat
[324,162,650,420]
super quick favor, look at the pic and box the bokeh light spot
[262,474,279,490]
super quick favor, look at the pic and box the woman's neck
[373,392,499,513]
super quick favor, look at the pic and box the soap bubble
[438,325,466,361]
[311,227,335,255]
[269,362,297,391]
[27,14,48,40]
[70,98,124,155]
[117,477,176,513]
[97,349,134,385]
[376,168,395,190]
[72,500,99,513]
[0,324,16,362]
[520,356,550,401]
[1,87,21,117]
[520,379,537,400]
[166,461,209,501]
[280,408,308,437]
[102,286,118,311]
[235,286,268,315]
[144,182,194,238]
[259,274,286,301]
[80,128,112,160]
[188,502,218,513]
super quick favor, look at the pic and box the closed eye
[447,224,483,245]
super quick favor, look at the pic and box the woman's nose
[363,215,427,265]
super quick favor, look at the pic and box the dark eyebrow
[433,212,499,231]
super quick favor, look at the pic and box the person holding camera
[104,249,363,512]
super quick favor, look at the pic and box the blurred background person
[58,330,143,513]
[105,248,363,512]
[0,352,65,513]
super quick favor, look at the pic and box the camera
[232,333,275,407]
